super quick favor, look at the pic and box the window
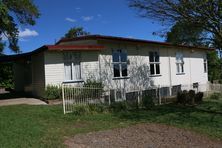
[149,52,160,75]
[112,49,128,78]
[63,52,81,81]
[204,58,207,73]
[176,52,184,74]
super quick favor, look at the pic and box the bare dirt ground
[65,123,222,148]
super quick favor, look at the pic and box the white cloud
[65,17,77,23]
[19,38,28,42]
[82,16,94,21]
[19,28,39,38]
[97,14,102,17]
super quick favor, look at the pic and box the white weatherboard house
[1,35,211,98]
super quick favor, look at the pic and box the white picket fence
[62,82,222,114]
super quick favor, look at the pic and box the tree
[129,0,222,49]
[0,63,14,89]
[64,27,89,39]
[166,21,207,46]
[0,0,40,53]
[207,51,222,82]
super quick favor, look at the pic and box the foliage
[129,0,222,49]
[177,90,203,105]
[72,104,109,115]
[72,105,90,115]
[207,51,222,82]
[44,85,62,100]
[208,93,221,100]
[195,92,204,103]
[83,79,103,88]
[189,90,196,105]
[142,95,154,109]
[88,104,109,113]
[109,101,128,112]
[166,21,207,46]
[63,26,89,39]
[0,63,14,88]
[0,0,40,53]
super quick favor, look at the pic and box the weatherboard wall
[43,42,208,94]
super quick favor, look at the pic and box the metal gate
[62,84,109,114]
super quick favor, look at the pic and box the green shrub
[83,79,103,88]
[177,90,188,105]
[88,104,109,113]
[126,100,139,110]
[177,90,203,105]
[109,101,128,112]
[72,104,109,115]
[209,93,221,100]
[142,95,154,109]
[72,105,90,115]
[188,90,196,104]
[44,85,62,100]
[195,92,204,103]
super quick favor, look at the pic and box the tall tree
[166,21,207,46]
[64,27,90,39]
[0,0,40,53]
[129,0,222,49]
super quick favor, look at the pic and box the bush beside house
[177,90,203,105]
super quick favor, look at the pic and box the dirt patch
[65,123,222,148]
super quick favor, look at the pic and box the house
[0,35,212,98]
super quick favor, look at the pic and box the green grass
[0,102,222,147]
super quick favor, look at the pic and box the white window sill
[149,74,162,77]
[176,73,185,75]
[112,76,130,80]
[63,79,84,83]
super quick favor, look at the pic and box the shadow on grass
[0,92,33,100]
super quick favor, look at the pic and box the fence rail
[62,82,222,114]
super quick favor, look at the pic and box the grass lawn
[0,100,222,148]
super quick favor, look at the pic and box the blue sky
[5,0,165,55]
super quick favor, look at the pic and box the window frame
[149,51,161,76]
[112,49,129,79]
[63,52,82,82]
[176,52,185,75]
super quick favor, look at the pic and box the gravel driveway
[65,123,222,148]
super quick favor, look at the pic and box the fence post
[137,90,140,106]
[62,84,66,114]
[158,85,161,105]
[108,89,111,105]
